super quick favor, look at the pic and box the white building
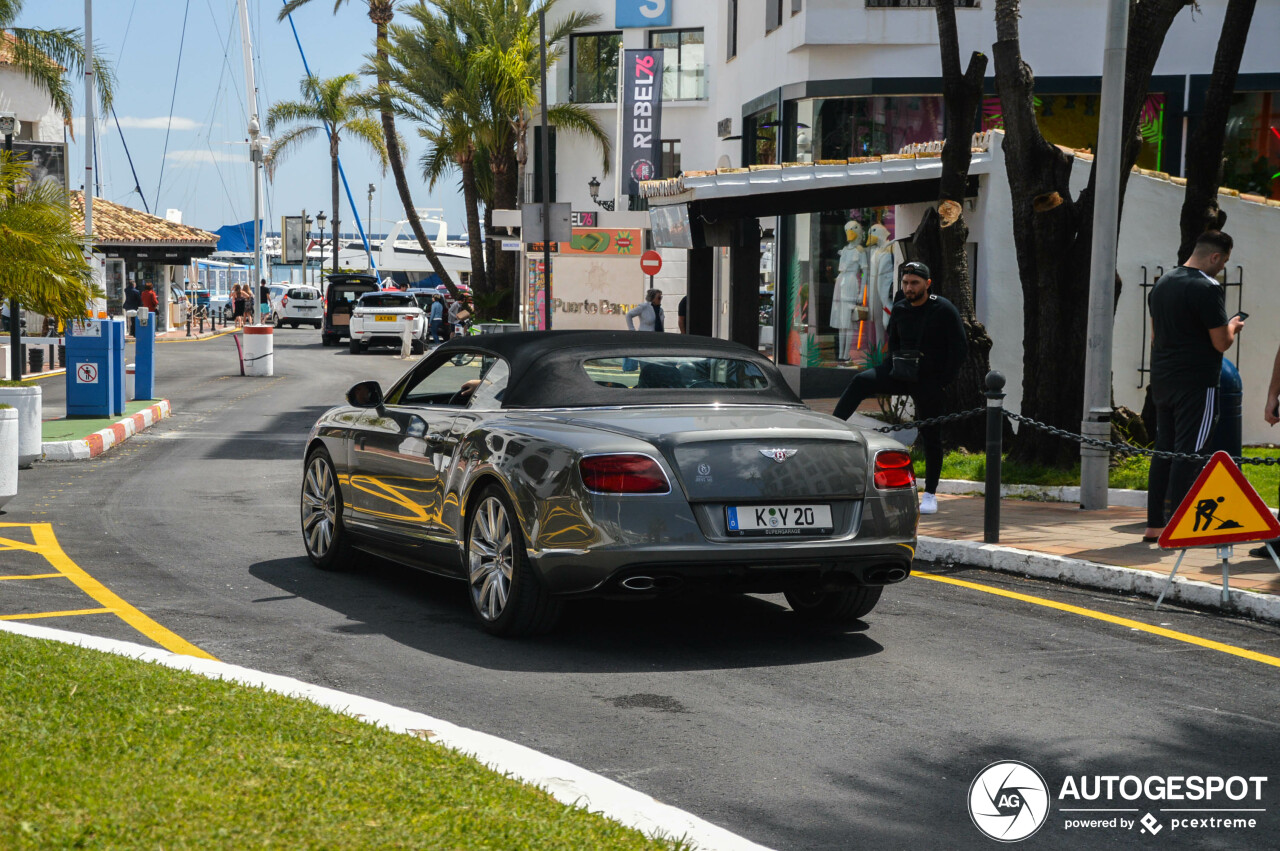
[530,0,1280,439]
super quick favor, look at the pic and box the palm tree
[278,0,462,298]
[265,73,389,276]
[1,0,115,124]
[0,155,98,323]
[375,0,610,307]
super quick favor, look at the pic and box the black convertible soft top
[430,330,804,409]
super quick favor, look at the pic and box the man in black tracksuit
[1145,230,1242,541]
[834,260,967,515]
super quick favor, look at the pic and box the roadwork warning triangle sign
[1158,451,1280,548]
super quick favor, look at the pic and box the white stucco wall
[0,66,63,142]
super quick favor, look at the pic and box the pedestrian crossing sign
[1158,451,1280,548]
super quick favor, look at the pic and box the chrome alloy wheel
[469,495,514,621]
[301,456,338,558]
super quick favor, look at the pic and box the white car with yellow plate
[348,291,427,354]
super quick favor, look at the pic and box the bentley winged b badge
[760,448,798,463]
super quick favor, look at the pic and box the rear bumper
[533,540,915,598]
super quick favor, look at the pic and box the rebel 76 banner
[621,49,664,197]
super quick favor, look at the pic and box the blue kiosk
[65,315,151,417]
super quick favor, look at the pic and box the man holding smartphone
[1144,230,1242,541]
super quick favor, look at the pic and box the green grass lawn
[0,632,685,850]
[918,447,1280,502]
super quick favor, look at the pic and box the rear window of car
[359,294,416,308]
[581,356,770,390]
[329,287,373,303]
[287,288,317,300]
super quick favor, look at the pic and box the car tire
[784,585,882,624]
[290,322,299,329]
[322,334,334,347]
[301,448,354,571]
[411,339,425,355]
[313,321,322,329]
[349,337,361,354]
[272,313,281,326]
[466,484,561,637]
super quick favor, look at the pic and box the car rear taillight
[282,296,289,308]
[579,454,669,494]
[874,450,915,489]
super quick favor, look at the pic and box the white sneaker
[919,492,938,515]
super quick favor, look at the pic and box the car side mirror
[346,380,385,412]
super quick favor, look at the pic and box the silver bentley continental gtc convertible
[301,331,918,636]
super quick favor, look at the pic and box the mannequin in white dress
[829,219,866,361]
[864,223,896,346]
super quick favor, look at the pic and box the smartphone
[1233,311,1249,321]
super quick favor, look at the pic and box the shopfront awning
[640,145,993,223]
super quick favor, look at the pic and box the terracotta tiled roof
[70,192,218,246]
[0,31,62,70]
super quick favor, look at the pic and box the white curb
[41,400,171,462]
[0,620,773,851]
[918,536,1280,624]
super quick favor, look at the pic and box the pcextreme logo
[969,762,1270,842]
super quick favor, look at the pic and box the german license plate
[725,504,833,536]
[375,315,399,322]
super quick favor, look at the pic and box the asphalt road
[5,330,1279,850]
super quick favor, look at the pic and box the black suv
[321,273,380,346]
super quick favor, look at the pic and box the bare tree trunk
[1177,0,1257,263]
[908,0,992,450]
[370,10,460,299]
[993,0,1191,467]
[494,145,520,321]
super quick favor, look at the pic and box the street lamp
[2,112,21,379]
[316,211,327,285]
[367,183,375,239]
[587,176,614,211]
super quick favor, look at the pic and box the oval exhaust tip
[621,576,656,591]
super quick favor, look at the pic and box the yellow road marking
[914,570,1280,669]
[0,523,217,660]
[0,573,63,581]
[1,608,111,621]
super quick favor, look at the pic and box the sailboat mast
[237,0,265,306]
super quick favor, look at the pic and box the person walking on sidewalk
[1144,230,1243,542]
[1246,339,1280,557]
[832,261,967,515]
[123,281,141,336]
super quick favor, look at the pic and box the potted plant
[0,403,16,509]
[0,379,40,467]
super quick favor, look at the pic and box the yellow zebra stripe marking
[0,523,217,660]
[1,608,111,621]
[914,570,1280,669]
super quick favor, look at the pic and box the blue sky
[21,0,468,236]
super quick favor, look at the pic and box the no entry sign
[640,250,663,276]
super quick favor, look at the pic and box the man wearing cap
[833,260,967,515]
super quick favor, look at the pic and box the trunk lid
[563,406,870,500]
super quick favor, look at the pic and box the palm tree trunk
[459,154,488,296]
[331,135,341,277]
[370,10,460,299]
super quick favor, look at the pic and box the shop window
[809,95,945,161]
[766,0,783,33]
[866,1,980,7]
[649,29,705,101]
[747,107,780,165]
[661,140,682,177]
[1221,91,1279,199]
[571,32,621,103]
[727,0,738,60]
[982,92,1167,172]
[779,208,900,369]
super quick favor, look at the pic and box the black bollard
[28,345,42,374]
[984,371,1006,544]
